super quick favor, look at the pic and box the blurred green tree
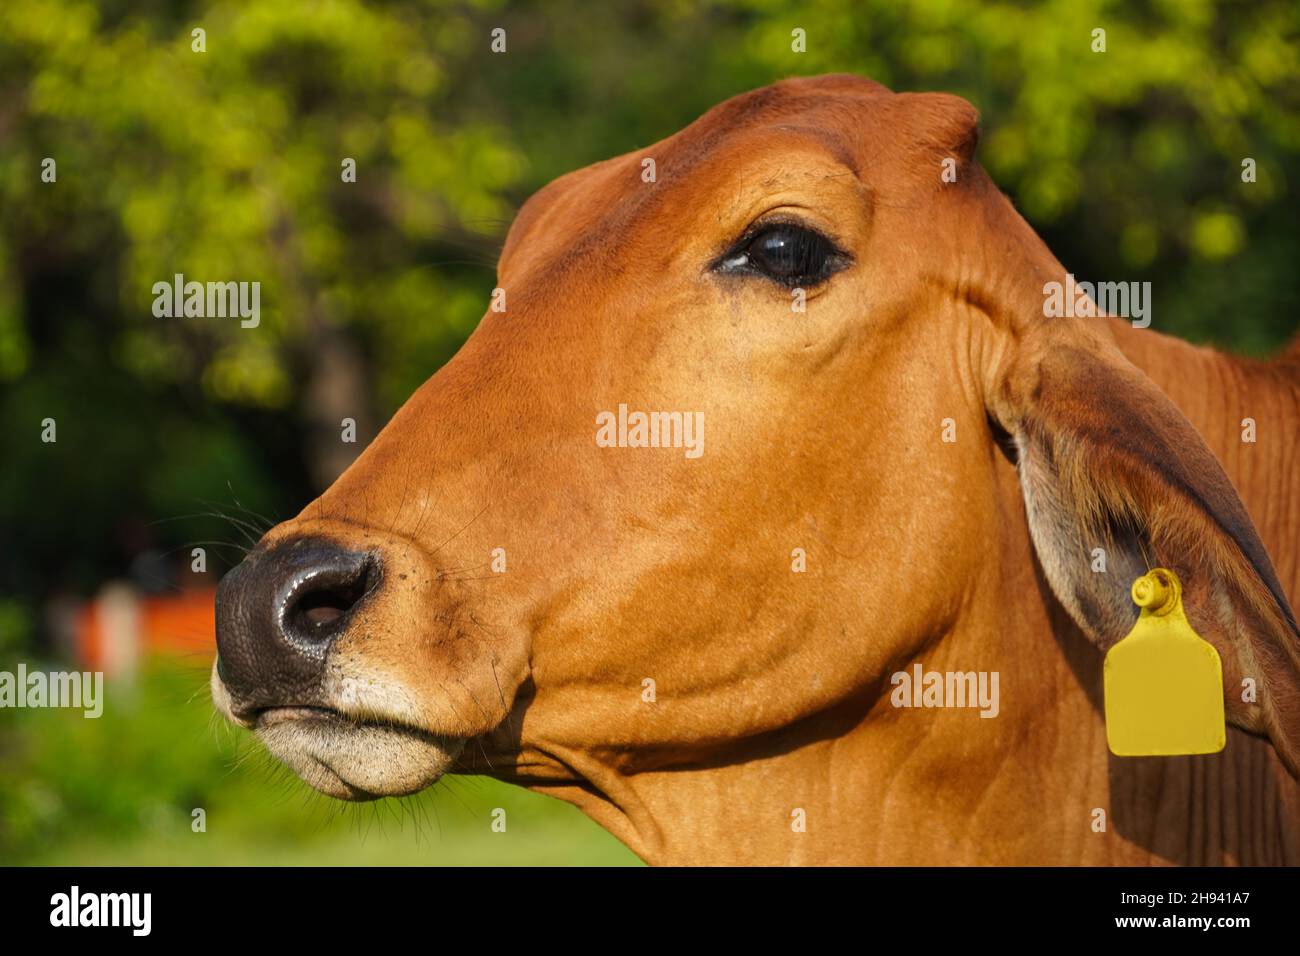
[2,0,1297,638]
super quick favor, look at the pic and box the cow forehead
[500,75,895,283]
[654,73,891,171]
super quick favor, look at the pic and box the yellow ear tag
[1103,568,1225,757]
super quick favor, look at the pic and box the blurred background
[1,0,1298,864]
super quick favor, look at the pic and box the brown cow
[211,74,1300,865]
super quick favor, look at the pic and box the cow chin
[255,710,465,800]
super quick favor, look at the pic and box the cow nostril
[216,538,380,707]
[301,600,347,628]
[278,553,376,648]
[292,581,367,631]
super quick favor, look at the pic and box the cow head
[212,74,1300,810]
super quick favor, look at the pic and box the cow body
[212,75,1300,865]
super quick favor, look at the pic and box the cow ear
[890,92,980,173]
[988,323,1300,775]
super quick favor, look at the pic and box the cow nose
[215,538,377,712]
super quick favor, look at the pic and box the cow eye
[714,222,848,288]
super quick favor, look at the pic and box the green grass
[0,660,641,866]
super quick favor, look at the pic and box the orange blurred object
[74,586,217,674]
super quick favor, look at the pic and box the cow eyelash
[712,219,851,288]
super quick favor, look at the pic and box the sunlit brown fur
[215,75,1300,864]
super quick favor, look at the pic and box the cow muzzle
[211,525,470,800]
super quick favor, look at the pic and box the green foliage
[3,0,1298,597]
[1,0,1297,863]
